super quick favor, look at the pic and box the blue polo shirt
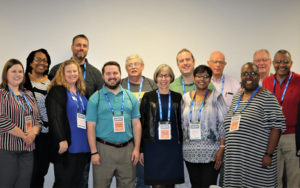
[86,86,140,143]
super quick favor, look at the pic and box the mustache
[108,78,117,81]
[131,68,138,73]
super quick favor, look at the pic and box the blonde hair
[48,59,86,95]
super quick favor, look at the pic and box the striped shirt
[223,89,286,187]
[0,88,42,151]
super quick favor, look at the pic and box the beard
[104,79,121,90]
[75,51,87,61]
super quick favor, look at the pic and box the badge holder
[230,115,241,132]
[113,116,125,132]
[189,122,201,140]
[158,121,171,140]
[77,113,86,129]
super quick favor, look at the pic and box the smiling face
[194,71,211,90]
[273,53,293,80]
[64,63,79,86]
[207,51,226,78]
[241,64,260,92]
[156,70,171,90]
[31,51,49,75]
[103,65,121,90]
[177,51,195,76]
[253,50,271,77]
[7,64,24,88]
[126,58,144,78]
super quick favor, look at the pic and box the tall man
[121,54,156,188]
[263,49,300,188]
[253,49,272,85]
[170,48,215,94]
[86,61,142,188]
[49,34,104,99]
[207,51,240,109]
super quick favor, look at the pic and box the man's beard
[104,79,121,90]
[75,52,87,61]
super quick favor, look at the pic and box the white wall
[1,0,300,81]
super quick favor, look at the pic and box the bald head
[207,51,227,80]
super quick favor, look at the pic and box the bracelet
[219,145,225,148]
[91,151,99,156]
[264,152,273,157]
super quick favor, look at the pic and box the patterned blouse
[0,88,42,151]
[181,89,227,163]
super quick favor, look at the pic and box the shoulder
[89,90,101,103]
[48,85,66,96]
[170,90,182,100]
[50,63,61,71]
[0,88,9,96]
[143,76,155,84]
[121,77,128,88]
[86,60,102,74]
[292,72,300,81]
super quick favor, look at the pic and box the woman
[24,48,51,188]
[46,59,90,188]
[139,64,184,188]
[0,59,42,188]
[181,65,227,187]
[223,63,286,187]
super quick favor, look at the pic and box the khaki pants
[93,141,136,188]
[277,134,300,188]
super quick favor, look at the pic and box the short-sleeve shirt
[86,86,140,143]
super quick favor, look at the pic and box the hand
[262,155,272,168]
[91,154,101,166]
[26,131,36,144]
[131,148,140,166]
[213,149,224,170]
[22,133,32,144]
[139,153,144,166]
[58,140,68,154]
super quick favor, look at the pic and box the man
[253,49,272,85]
[207,51,240,109]
[120,54,156,188]
[170,48,215,95]
[263,49,300,188]
[49,34,104,99]
[86,61,142,188]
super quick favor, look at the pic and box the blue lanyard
[233,86,261,113]
[83,61,87,80]
[157,90,171,121]
[104,91,125,115]
[69,90,85,112]
[189,89,209,122]
[9,87,32,112]
[221,75,225,95]
[127,77,143,102]
[273,72,293,105]
[182,78,196,94]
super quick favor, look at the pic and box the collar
[102,85,124,95]
[179,75,194,86]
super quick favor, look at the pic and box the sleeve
[216,93,228,139]
[176,94,183,143]
[139,92,148,152]
[263,91,286,132]
[0,91,17,133]
[46,87,68,143]
[86,91,100,122]
[26,90,43,127]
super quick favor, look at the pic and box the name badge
[72,96,77,101]
[77,113,86,129]
[230,115,241,132]
[189,122,201,140]
[25,115,33,132]
[158,121,171,140]
[113,116,125,132]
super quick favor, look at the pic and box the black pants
[185,161,219,188]
[30,133,51,188]
[53,153,90,188]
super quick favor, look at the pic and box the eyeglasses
[127,62,141,68]
[274,59,290,65]
[157,74,170,78]
[34,57,48,63]
[210,60,226,65]
[195,74,210,79]
[241,72,258,77]
[254,58,270,63]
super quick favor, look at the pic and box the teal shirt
[86,86,140,143]
[170,75,216,95]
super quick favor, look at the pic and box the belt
[96,137,133,148]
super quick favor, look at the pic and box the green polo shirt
[170,75,216,95]
[86,86,140,143]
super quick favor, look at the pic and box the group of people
[0,34,299,188]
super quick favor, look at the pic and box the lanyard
[273,72,293,105]
[233,86,260,113]
[182,78,196,94]
[9,87,32,111]
[221,75,225,95]
[189,89,209,122]
[157,90,171,121]
[69,90,85,112]
[104,91,125,115]
[83,61,87,80]
[127,77,143,102]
